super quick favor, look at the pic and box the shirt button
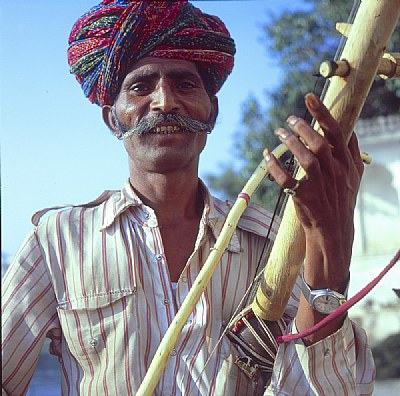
[324,349,331,357]
[89,338,98,347]
[181,276,188,283]
[163,298,170,305]
[148,219,157,227]
[156,253,163,261]
[170,348,177,356]
[144,212,150,219]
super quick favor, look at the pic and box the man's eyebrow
[126,69,202,83]
[165,70,202,82]
[124,71,159,83]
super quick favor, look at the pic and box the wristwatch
[300,274,349,314]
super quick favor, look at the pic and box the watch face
[313,295,341,314]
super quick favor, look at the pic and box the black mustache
[120,113,213,139]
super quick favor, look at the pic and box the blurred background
[1,1,399,394]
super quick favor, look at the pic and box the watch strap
[300,272,350,297]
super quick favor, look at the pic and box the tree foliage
[206,0,400,210]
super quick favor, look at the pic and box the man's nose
[150,83,180,113]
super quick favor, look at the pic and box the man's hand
[264,92,364,344]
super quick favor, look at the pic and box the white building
[349,114,400,346]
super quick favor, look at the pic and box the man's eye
[178,81,196,90]
[131,84,150,93]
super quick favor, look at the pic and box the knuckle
[302,155,320,171]
[275,173,290,186]
[313,140,329,156]
[285,133,300,144]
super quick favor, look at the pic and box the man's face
[104,57,218,174]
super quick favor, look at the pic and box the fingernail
[275,128,289,140]
[286,116,299,126]
[305,93,319,110]
[263,148,271,161]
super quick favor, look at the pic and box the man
[2,1,375,395]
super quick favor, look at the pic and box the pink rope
[276,249,400,343]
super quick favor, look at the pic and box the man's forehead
[126,56,200,76]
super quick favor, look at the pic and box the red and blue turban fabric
[68,0,236,106]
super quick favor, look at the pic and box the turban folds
[68,0,236,106]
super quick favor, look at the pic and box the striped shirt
[2,180,375,395]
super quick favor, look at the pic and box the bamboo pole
[252,0,400,321]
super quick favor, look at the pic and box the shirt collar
[198,180,242,253]
[100,180,143,230]
[101,179,241,253]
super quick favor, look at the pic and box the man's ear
[209,95,219,128]
[102,105,123,139]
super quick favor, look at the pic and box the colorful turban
[68,0,236,106]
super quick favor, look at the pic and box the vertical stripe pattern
[2,180,375,395]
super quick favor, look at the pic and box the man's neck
[129,169,204,226]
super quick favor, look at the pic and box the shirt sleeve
[1,230,59,396]
[264,317,376,396]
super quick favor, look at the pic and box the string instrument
[137,1,400,394]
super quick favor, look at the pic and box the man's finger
[348,132,364,176]
[304,93,345,148]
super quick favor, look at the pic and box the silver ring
[283,180,301,196]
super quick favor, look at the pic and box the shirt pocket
[57,289,138,366]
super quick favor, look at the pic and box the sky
[1,0,307,257]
